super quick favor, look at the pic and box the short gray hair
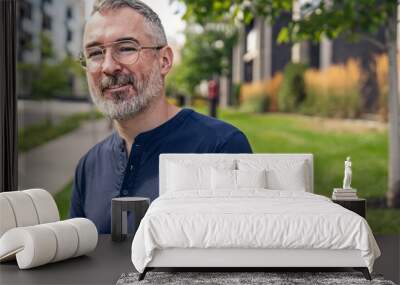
[92,0,167,45]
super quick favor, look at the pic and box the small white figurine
[343,156,352,189]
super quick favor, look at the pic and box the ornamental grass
[240,72,283,113]
[302,59,364,118]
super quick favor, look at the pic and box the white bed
[131,154,380,280]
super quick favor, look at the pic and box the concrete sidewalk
[18,119,113,195]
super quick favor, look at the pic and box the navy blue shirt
[70,108,252,233]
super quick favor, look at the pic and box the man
[70,0,252,234]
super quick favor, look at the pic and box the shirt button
[130,165,133,171]
[122,190,128,196]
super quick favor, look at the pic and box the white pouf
[0,196,17,237]
[0,189,60,237]
[24,189,60,223]
[0,218,98,269]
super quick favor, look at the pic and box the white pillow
[167,163,209,191]
[211,168,236,190]
[238,159,308,191]
[237,169,267,188]
[211,168,267,190]
[166,160,235,191]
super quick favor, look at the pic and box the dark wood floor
[0,235,398,284]
[374,235,400,284]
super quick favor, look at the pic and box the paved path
[18,119,113,194]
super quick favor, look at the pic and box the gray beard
[90,68,163,121]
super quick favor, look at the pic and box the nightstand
[332,198,366,218]
[111,197,150,242]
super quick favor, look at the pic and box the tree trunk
[385,5,400,208]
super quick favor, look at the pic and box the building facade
[17,0,86,97]
[230,7,400,113]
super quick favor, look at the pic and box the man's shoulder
[185,109,241,137]
[182,109,252,153]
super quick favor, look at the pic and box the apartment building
[17,0,86,97]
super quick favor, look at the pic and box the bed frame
[138,154,371,280]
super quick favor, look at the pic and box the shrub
[240,94,269,113]
[240,81,268,113]
[265,72,283,112]
[240,73,283,113]
[278,63,307,112]
[232,83,242,107]
[302,59,364,118]
[192,96,208,108]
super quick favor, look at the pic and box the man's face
[83,8,164,120]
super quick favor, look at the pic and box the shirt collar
[112,108,193,150]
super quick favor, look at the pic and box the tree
[177,0,400,207]
[18,33,86,124]
[167,23,237,96]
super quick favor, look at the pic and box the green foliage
[300,91,362,119]
[18,56,86,100]
[166,61,192,96]
[40,32,54,60]
[232,83,242,107]
[31,62,70,99]
[240,94,269,113]
[177,0,397,45]
[166,24,237,96]
[180,0,293,26]
[19,33,87,100]
[278,63,307,112]
[18,111,103,152]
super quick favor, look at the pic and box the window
[42,14,52,30]
[66,7,73,19]
[244,60,253,83]
[19,30,33,51]
[18,0,32,20]
[67,29,72,42]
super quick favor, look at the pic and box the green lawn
[54,108,399,234]
[215,109,388,200]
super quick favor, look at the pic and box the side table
[111,197,150,242]
[332,198,366,218]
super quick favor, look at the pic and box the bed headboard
[159,153,314,195]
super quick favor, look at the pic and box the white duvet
[131,190,380,273]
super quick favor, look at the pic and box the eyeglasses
[79,40,165,72]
